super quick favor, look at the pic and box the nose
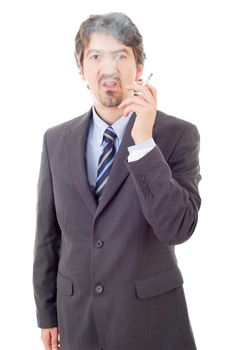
[100,57,118,75]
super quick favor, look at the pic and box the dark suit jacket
[33,109,201,350]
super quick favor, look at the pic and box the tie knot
[103,127,117,144]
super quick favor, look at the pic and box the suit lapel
[65,109,137,218]
[65,109,98,215]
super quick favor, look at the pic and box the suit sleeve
[125,123,202,245]
[33,131,61,328]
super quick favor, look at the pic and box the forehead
[84,32,134,55]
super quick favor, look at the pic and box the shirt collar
[92,106,133,146]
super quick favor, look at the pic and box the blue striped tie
[95,126,117,202]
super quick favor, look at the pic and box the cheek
[121,71,138,86]
[122,64,139,81]
[82,63,98,81]
[83,72,99,90]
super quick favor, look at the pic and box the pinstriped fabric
[95,126,117,202]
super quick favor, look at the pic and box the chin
[101,100,120,108]
[99,92,123,108]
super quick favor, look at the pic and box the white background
[0,0,232,349]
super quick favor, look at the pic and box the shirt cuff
[127,138,156,163]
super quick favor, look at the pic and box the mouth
[100,79,119,91]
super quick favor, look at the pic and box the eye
[90,54,100,60]
[115,54,127,60]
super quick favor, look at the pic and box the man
[33,12,201,350]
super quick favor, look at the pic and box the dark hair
[74,12,146,70]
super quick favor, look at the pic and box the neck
[94,104,124,125]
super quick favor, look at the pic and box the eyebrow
[85,48,130,56]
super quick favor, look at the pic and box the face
[81,32,143,108]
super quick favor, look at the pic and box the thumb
[51,327,59,349]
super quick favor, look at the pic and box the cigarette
[133,73,153,96]
[143,73,153,86]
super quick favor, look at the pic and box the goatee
[99,90,123,107]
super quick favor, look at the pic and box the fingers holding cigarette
[118,91,156,120]
[132,74,156,104]
[143,82,157,100]
[118,72,157,117]
[136,73,153,86]
[126,81,156,106]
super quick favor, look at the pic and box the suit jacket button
[95,285,104,294]
[96,240,104,248]
[140,180,148,187]
[141,186,150,193]
[137,174,145,181]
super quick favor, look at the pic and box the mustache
[98,74,120,84]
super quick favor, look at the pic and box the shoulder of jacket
[155,110,199,143]
[44,109,91,140]
[156,110,197,131]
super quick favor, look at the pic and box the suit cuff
[127,138,156,163]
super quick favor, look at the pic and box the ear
[135,64,144,81]
[80,70,86,81]
[74,52,86,81]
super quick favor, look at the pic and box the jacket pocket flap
[57,272,74,296]
[135,267,183,299]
